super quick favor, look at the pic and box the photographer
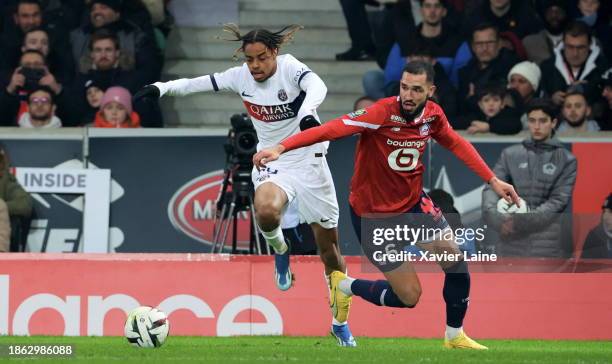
[0,49,73,126]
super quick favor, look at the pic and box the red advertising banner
[571,143,612,254]
[0,254,611,340]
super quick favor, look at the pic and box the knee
[395,285,422,307]
[255,201,282,231]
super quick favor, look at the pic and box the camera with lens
[225,113,258,172]
[19,67,45,92]
[216,113,259,219]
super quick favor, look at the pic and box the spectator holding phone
[0,49,73,126]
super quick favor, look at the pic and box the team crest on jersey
[419,123,430,136]
[278,89,288,101]
[421,116,436,124]
[348,109,367,119]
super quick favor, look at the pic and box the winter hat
[508,61,542,90]
[84,79,106,92]
[91,0,123,12]
[100,86,132,115]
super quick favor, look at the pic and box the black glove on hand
[132,85,160,103]
[299,115,321,131]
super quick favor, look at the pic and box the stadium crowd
[342,0,612,135]
[0,0,171,128]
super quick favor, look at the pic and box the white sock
[260,226,288,254]
[338,277,355,296]
[332,318,347,326]
[445,325,462,340]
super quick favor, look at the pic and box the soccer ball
[124,306,170,348]
[497,197,529,214]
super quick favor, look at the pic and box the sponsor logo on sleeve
[348,109,367,119]
[390,115,406,124]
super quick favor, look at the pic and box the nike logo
[320,218,330,223]
[241,91,254,97]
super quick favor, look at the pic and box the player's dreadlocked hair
[220,23,303,60]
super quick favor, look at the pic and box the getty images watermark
[369,224,497,264]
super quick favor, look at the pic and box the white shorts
[252,156,339,229]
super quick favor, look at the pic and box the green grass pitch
[0,336,610,363]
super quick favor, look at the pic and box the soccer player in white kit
[133,24,356,346]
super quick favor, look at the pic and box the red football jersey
[281,97,495,216]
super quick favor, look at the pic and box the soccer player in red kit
[254,61,521,349]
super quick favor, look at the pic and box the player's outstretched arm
[135,67,240,101]
[253,144,285,169]
[253,115,365,169]
[433,120,522,207]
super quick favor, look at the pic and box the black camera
[225,113,258,170]
[19,67,45,92]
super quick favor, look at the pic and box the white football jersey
[211,54,326,163]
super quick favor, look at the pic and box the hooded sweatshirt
[17,112,62,128]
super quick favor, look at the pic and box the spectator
[0,0,43,72]
[0,49,72,126]
[455,83,521,134]
[0,0,73,82]
[353,95,375,111]
[507,61,541,105]
[94,86,140,128]
[397,0,462,60]
[506,61,542,128]
[18,85,62,128]
[522,0,569,64]
[71,29,162,127]
[74,29,141,88]
[0,146,32,252]
[1,0,83,33]
[581,193,612,259]
[457,23,519,113]
[79,79,106,126]
[482,99,577,258]
[335,0,378,61]
[20,28,74,85]
[462,0,542,40]
[557,90,600,134]
[539,21,608,109]
[599,67,612,130]
[70,0,162,85]
[573,0,611,60]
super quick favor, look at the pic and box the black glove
[299,115,321,131]
[132,84,160,103]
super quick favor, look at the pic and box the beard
[567,116,587,127]
[399,99,427,121]
[30,110,52,122]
